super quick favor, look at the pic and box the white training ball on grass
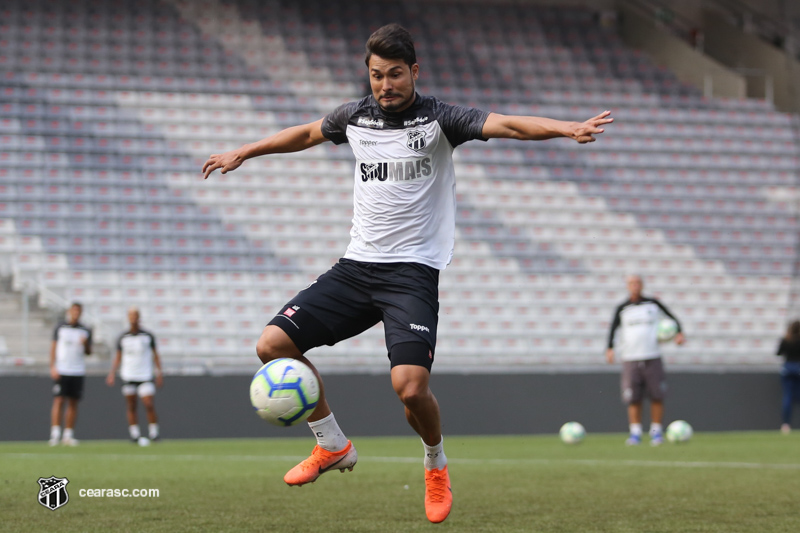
[137,436,151,447]
[559,422,586,444]
[666,420,693,443]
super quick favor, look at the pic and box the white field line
[3,453,800,471]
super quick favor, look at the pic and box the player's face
[627,276,643,298]
[128,309,140,328]
[368,55,419,113]
[68,305,81,324]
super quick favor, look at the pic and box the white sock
[63,428,74,440]
[650,423,663,436]
[50,426,61,440]
[423,437,447,470]
[629,423,643,436]
[129,425,141,440]
[308,413,348,452]
[148,423,159,440]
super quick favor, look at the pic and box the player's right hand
[50,367,60,381]
[105,374,115,387]
[202,149,245,179]
[604,348,614,364]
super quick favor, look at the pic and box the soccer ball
[250,358,320,427]
[559,422,586,444]
[666,420,693,443]
[137,437,150,447]
[657,319,678,342]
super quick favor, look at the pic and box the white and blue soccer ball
[666,420,693,443]
[657,319,678,342]
[559,422,586,444]
[250,358,320,427]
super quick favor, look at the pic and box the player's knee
[256,326,302,363]
[256,331,286,363]
[395,380,430,408]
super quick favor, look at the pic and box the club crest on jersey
[406,130,426,151]
[38,476,70,511]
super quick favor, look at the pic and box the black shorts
[53,375,84,400]
[268,258,439,368]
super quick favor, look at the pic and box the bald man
[606,275,684,446]
[107,307,163,442]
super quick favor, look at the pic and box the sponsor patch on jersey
[283,307,296,317]
[404,116,429,127]
[357,116,384,129]
[406,129,426,151]
[359,158,432,183]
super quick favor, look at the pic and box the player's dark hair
[70,302,82,309]
[364,24,417,67]
[785,320,800,342]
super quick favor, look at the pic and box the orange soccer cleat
[283,440,358,486]
[424,465,452,523]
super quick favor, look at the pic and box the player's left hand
[202,149,245,180]
[674,332,686,345]
[570,110,613,144]
[156,374,164,388]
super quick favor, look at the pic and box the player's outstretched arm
[202,119,329,179]
[482,110,613,143]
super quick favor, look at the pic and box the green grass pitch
[2,432,799,532]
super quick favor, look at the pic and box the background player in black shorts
[49,302,92,446]
[202,23,612,523]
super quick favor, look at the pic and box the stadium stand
[0,0,797,371]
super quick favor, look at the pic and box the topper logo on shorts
[38,476,70,511]
[410,323,430,333]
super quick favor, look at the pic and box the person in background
[606,275,684,446]
[776,320,800,434]
[49,302,92,446]
[106,307,163,442]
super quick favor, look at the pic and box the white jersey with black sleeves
[607,297,682,362]
[117,329,157,382]
[53,322,92,376]
[321,93,489,270]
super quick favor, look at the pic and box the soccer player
[202,24,612,523]
[106,307,163,442]
[605,274,685,446]
[49,302,92,446]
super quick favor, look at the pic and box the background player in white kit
[49,302,92,446]
[202,24,612,523]
[106,307,163,442]
[606,274,685,446]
